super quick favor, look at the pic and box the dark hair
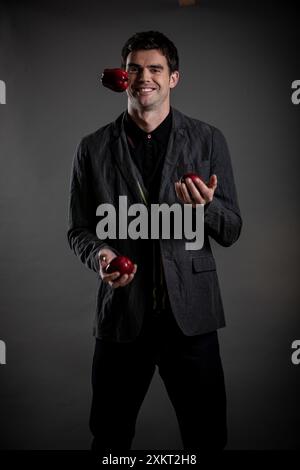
[121,31,179,73]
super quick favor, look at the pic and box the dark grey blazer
[67,107,242,342]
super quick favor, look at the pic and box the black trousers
[89,308,227,452]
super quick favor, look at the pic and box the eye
[127,65,139,74]
[150,67,161,73]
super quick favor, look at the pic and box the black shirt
[124,110,173,314]
[124,110,172,201]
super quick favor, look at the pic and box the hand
[175,174,217,207]
[98,248,137,289]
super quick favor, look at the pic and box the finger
[98,252,110,271]
[98,249,117,272]
[182,180,201,204]
[185,178,205,204]
[99,253,107,263]
[112,274,129,289]
[208,174,217,190]
[193,178,214,202]
[179,183,190,203]
[121,266,137,286]
[112,271,135,288]
[102,272,120,282]
[181,181,195,204]
[99,261,108,272]
[122,273,135,286]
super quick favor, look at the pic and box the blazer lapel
[110,108,187,205]
[159,108,188,202]
[110,112,149,205]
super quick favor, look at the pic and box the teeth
[138,88,154,92]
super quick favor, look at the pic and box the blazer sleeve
[67,138,116,273]
[204,127,243,247]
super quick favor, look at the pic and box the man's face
[125,49,179,112]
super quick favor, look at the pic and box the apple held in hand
[105,255,134,278]
[180,172,206,201]
[101,68,128,92]
[180,172,204,184]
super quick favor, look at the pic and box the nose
[137,67,152,82]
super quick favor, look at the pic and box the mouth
[134,87,157,96]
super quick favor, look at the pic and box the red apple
[101,68,128,92]
[180,172,204,184]
[180,172,205,201]
[105,255,134,278]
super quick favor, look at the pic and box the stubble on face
[125,49,176,114]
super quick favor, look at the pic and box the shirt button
[147,134,151,139]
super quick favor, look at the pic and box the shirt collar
[124,109,172,143]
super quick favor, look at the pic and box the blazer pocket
[192,256,216,273]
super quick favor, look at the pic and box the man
[67,31,242,451]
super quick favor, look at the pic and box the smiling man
[126,48,178,120]
[67,31,242,452]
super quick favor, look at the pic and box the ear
[169,71,180,89]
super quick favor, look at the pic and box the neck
[127,105,170,133]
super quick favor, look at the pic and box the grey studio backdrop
[0,0,299,450]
